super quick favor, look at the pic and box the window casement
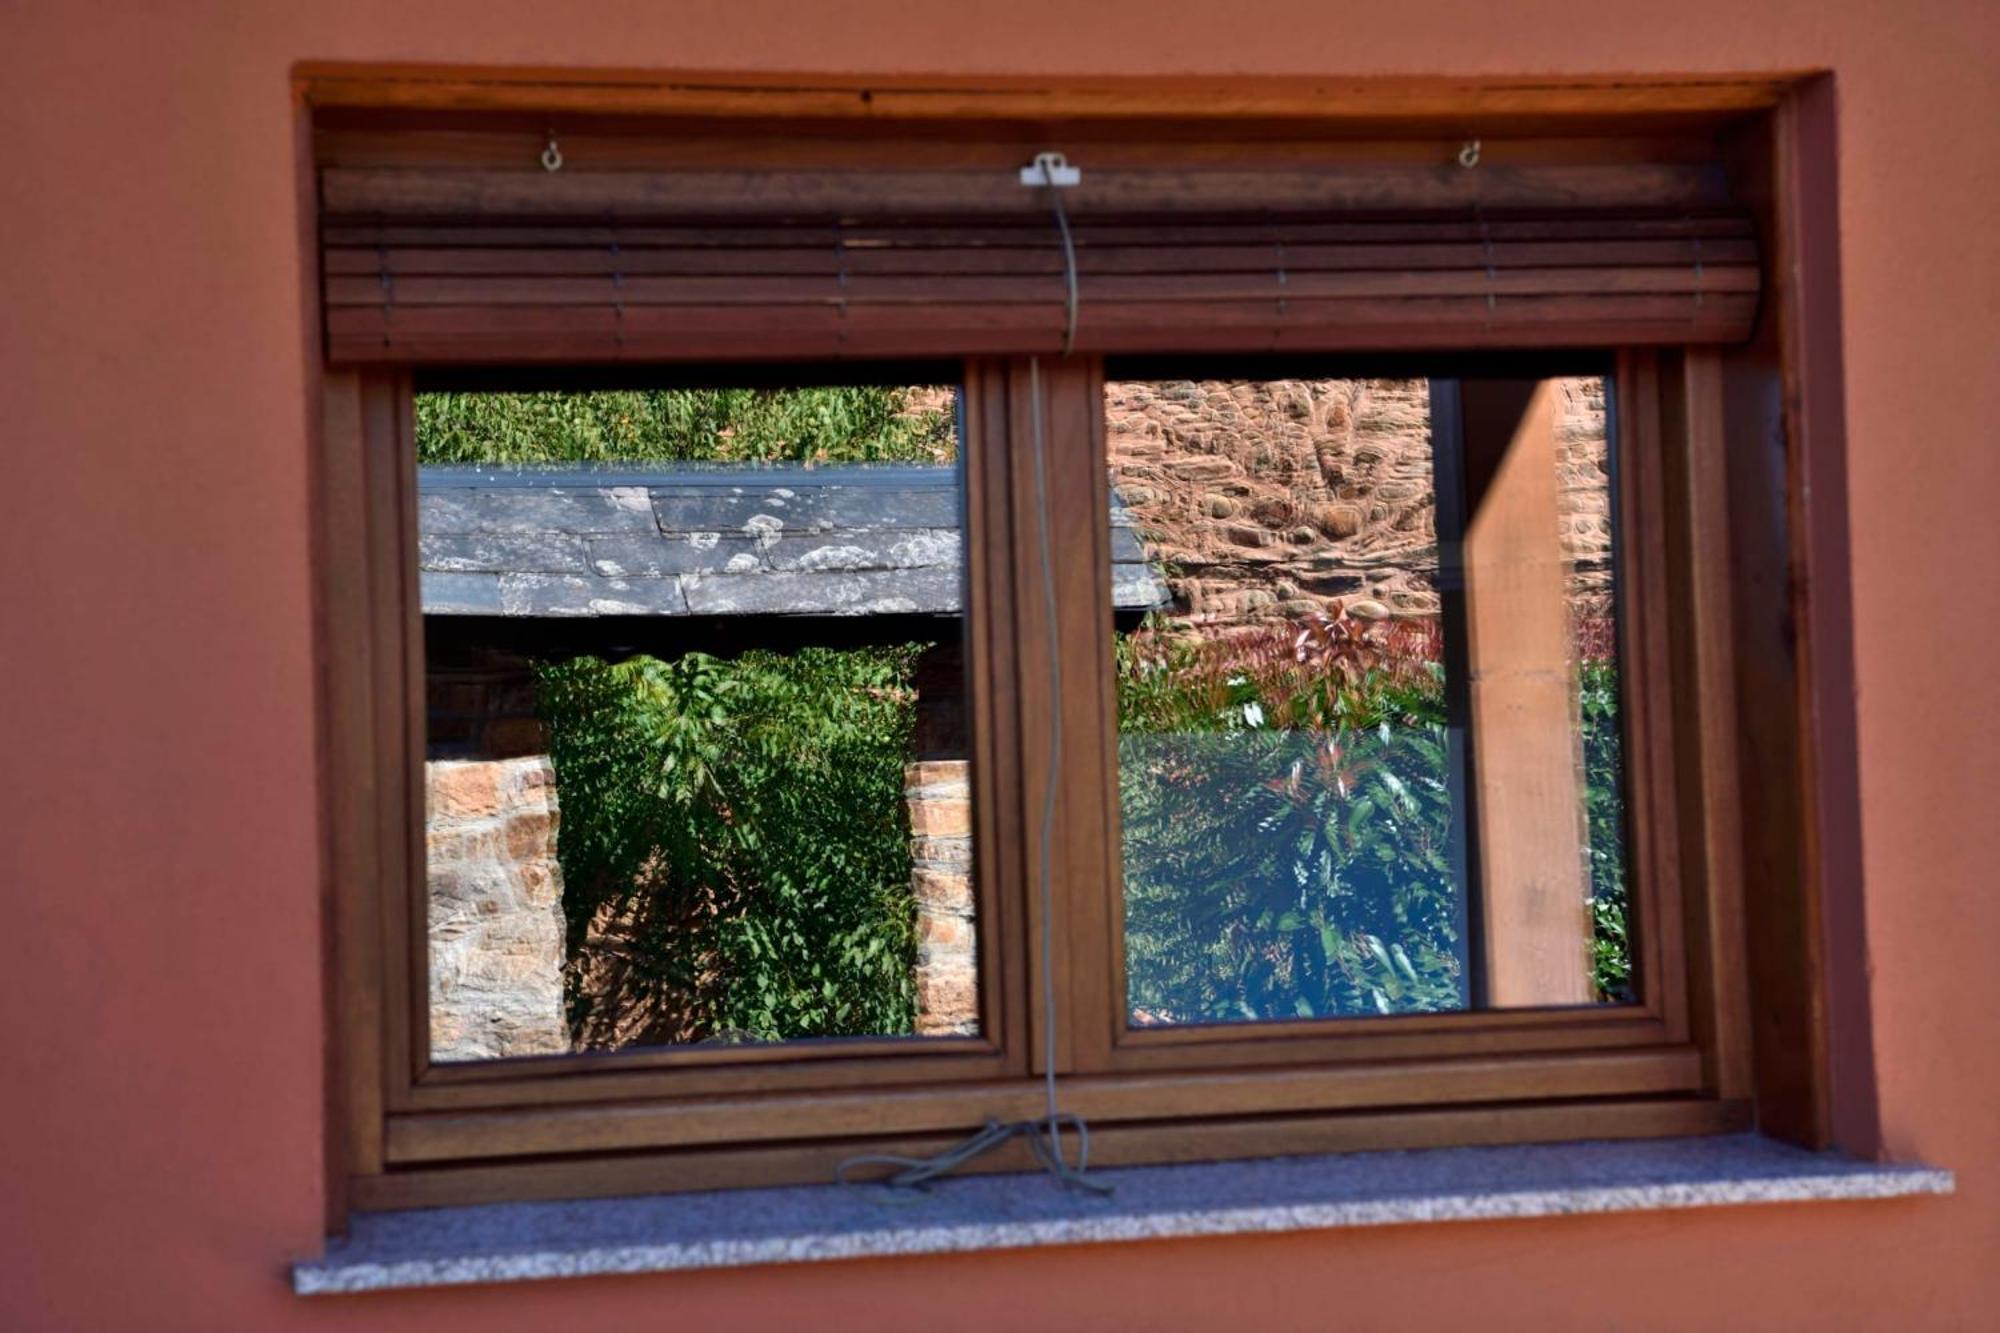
[310,82,1855,1217]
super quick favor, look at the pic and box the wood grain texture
[1710,92,1866,1149]
[321,164,1733,218]
[1456,380,1596,1007]
[353,1096,1749,1210]
[311,126,1733,173]
[319,371,386,1189]
[296,66,1791,123]
[1767,85,1874,1155]
[317,162,1759,365]
[383,1046,1703,1163]
[1609,352,1691,1043]
[1661,351,1758,1103]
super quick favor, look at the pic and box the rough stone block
[912,867,974,914]
[429,761,502,818]
[914,963,979,1037]
[911,836,972,867]
[504,809,559,860]
[907,798,972,839]
[919,914,973,949]
[426,756,569,1064]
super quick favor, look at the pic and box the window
[314,91,1841,1214]
[418,382,982,1059]
[1110,374,1631,1029]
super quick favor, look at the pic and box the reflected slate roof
[419,464,1169,619]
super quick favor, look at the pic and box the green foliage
[1117,616,1633,1023]
[1118,622,1465,1022]
[1578,657,1632,1001]
[541,648,924,1041]
[415,386,956,466]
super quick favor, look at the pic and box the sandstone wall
[1103,377,1612,630]
[907,759,978,1035]
[425,756,570,1062]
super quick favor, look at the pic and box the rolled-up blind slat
[319,164,1759,363]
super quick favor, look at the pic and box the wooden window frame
[308,72,1861,1219]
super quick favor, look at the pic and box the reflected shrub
[417,386,956,465]
[540,648,924,1044]
[1118,613,1630,1022]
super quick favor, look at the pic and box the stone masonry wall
[426,756,570,1061]
[906,759,978,1035]
[1103,377,1611,628]
[1549,377,1615,619]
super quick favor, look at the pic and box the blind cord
[836,172,1108,1192]
[1047,184,1080,356]
[835,356,1108,1196]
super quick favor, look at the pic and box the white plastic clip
[1020,151,1082,188]
[541,132,564,173]
[1457,139,1481,170]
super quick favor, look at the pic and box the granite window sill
[294,1133,1951,1294]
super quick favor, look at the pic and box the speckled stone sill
[293,1134,1952,1294]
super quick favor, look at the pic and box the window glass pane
[419,384,978,1061]
[1108,376,1630,1027]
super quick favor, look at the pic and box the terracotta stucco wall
[2,3,1994,1328]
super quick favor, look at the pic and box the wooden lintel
[295,65,1798,127]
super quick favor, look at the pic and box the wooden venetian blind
[318,160,1760,364]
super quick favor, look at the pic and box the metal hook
[1458,139,1481,170]
[541,131,564,173]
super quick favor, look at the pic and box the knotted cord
[836,164,1106,1193]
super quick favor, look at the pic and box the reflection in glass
[418,385,977,1060]
[1109,377,1628,1027]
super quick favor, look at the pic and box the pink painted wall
[2,3,1994,1328]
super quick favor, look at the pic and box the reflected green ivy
[539,647,923,1042]
[416,386,954,465]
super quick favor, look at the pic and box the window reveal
[309,102,1812,1213]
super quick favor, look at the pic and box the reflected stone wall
[425,756,569,1061]
[907,759,978,1036]
[1103,377,1610,627]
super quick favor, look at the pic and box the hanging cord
[1019,150,1082,355]
[1045,179,1080,356]
[836,179,1107,1192]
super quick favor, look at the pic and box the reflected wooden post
[1453,380,1595,1007]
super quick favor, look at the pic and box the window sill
[294,1134,1950,1293]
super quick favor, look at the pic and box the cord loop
[835,353,1108,1199]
